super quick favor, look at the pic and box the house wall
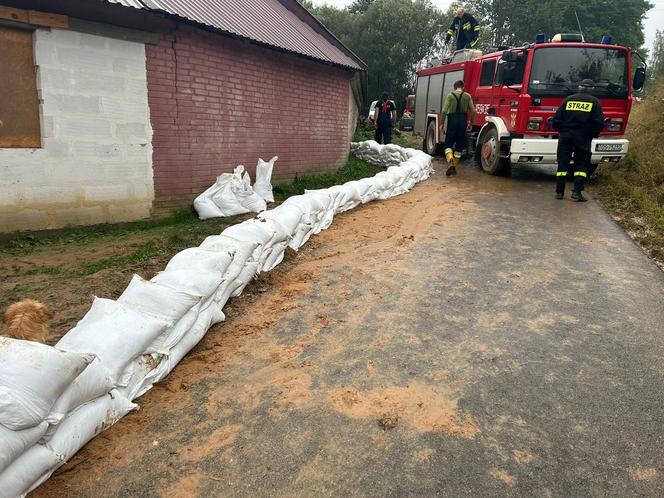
[0,27,153,232]
[146,26,352,212]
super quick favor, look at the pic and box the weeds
[591,78,664,265]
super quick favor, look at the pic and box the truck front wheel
[424,120,442,156]
[478,127,510,176]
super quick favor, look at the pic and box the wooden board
[0,6,29,24]
[0,26,41,148]
[28,10,68,29]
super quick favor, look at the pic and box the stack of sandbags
[350,141,411,167]
[0,337,134,497]
[194,165,267,220]
[2,141,433,497]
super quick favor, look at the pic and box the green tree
[472,0,652,50]
[650,29,664,80]
[310,0,446,108]
[348,0,376,13]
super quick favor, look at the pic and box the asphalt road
[34,160,664,497]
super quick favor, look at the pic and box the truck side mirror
[633,67,646,91]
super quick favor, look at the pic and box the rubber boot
[571,191,587,202]
[445,149,454,163]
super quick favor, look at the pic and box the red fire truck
[414,34,647,175]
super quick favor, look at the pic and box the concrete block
[83,185,130,203]
[52,206,105,227]
[42,138,70,158]
[126,143,149,162]
[116,123,148,140]
[43,95,101,115]
[100,96,147,120]
[21,185,79,206]
[0,189,19,208]
[41,115,56,138]
[44,28,80,47]
[34,40,57,65]
[0,209,50,233]
[125,78,148,95]
[79,32,108,50]
[73,142,122,160]
[38,68,75,91]
[78,73,125,93]
[130,181,154,201]
[107,202,151,223]
[57,47,111,72]
[61,117,111,137]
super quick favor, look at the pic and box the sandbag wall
[0,141,432,497]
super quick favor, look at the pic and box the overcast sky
[309,0,664,52]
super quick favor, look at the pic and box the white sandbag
[258,203,303,237]
[140,300,226,388]
[253,156,277,203]
[151,268,223,300]
[118,274,201,323]
[194,165,267,219]
[56,298,170,385]
[164,247,234,277]
[46,390,136,462]
[262,241,288,272]
[288,222,315,251]
[117,352,163,401]
[221,219,279,270]
[146,306,200,355]
[0,421,48,473]
[215,261,260,307]
[0,338,94,431]
[0,444,62,498]
[47,358,115,429]
[282,194,326,225]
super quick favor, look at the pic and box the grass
[1,152,384,274]
[591,78,664,265]
[273,154,382,200]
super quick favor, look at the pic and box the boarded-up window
[0,26,41,148]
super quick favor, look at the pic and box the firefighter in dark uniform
[445,7,480,51]
[552,79,604,202]
[373,92,397,145]
[441,80,476,176]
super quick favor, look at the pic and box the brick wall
[146,26,352,211]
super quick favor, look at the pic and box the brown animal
[2,300,53,343]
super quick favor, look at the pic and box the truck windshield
[528,47,628,98]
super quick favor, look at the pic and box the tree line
[300,0,654,108]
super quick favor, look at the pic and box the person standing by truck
[441,80,476,176]
[552,79,604,202]
[445,7,480,51]
[373,92,397,145]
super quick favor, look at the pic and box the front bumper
[509,137,629,165]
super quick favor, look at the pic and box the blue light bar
[535,33,546,43]
[601,35,613,44]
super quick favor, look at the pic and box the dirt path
[30,161,664,497]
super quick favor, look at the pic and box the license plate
[596,143,623,152]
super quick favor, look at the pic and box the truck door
[494,58,526,132]
[473,58,498,124]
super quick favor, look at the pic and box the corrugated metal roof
[103,0,364,70]
[105,0,146,9]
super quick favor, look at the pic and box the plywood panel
[0,26,41,148]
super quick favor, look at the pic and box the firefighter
[552,79,604,202]
[445,7,480,51]
[373,92,397,145]
[441,80,476,176]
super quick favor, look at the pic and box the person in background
[445,7,480,51]
[551,79,604,202]
[441,80,476,176]
[373,92,397,145]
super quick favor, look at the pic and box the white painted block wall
[0,28,154,232]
